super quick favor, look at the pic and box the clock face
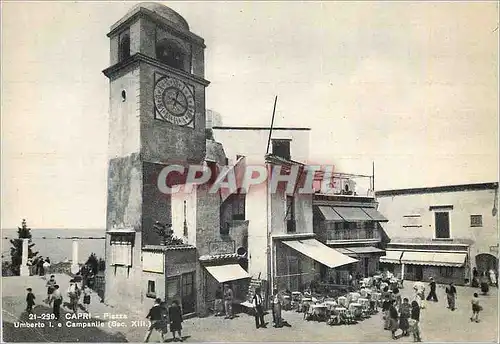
[154,76,195,126]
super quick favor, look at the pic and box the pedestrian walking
[393,288,402,309]
[488,268,496,286]
[426,277,438,302]
[159,301,169,342]
[42,259,50,279]
[388,300,399,340]
[445,282,457,311]
[382,292,391,330]
[144,298,163,342]
[33,257,39,276]
[67,280,80,313]
[472,267,479,287]
[168,300,184,342]
[399,298,411,337]
[470,292,482,323]
[223,284,234,319]
[252,287,266,329]
[480,273,490,294]
[271,288,282,328]
[214,286,223,316]
[26,288,36,313]
[50,285,63,320]
[82,285,91,312]
[409,300,422,342]
[45,275,57,303]
[37,259,45,277]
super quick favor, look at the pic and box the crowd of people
[24,259,94,321]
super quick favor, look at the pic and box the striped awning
[336,246,386,256]
[333,207,372,222]
[205,264,251,283]
[401,251,467,267]
[362,208,388,222]
[282,239,358,268]
[318,206,343,221]
[380,250,404,264]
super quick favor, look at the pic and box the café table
[337,296,348,308]
[348,302,363,318]
[309,304,328,321]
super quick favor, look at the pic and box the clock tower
[102,2,209,306]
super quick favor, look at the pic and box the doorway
[415,266,423,281]
[181,272,196,314]
[364,258,370,277]
[287,256,300,291]
[166,273,196,315]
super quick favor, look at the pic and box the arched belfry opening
[156,39,187,71]
[118,33,130,62]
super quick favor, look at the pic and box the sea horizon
[1,228,106,263]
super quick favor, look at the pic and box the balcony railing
[326,228,379,241]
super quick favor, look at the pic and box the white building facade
[376,182,499,285]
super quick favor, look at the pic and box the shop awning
[205,264,251,283]
[401,251,467,267]
[362,208,389,222]
[333,207,372,222]
[335,246,386,256]
[282,239,358,268]
[379,250,404,264]
[318,206,343,221]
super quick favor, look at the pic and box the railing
[326,228,379,241]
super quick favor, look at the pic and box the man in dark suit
[252,287,266,329]
[426,277,438,302]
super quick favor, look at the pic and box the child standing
[26,288,36,313]
[399,298,411,337]
[82,285,91,312]
[410,300,421,342]
[470,293,482,323]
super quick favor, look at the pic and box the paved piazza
[2,275,498,342]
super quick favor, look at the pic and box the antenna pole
[372,161,375,191]
[266,96,278,154]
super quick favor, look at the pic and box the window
[286,196,296,233]
[232,193,246,220]
[440,266,454,277]
[335,222,343,231]
[156,39,185,70]
[368,222,377,230]
[470,215,483,227]
[118,31,130,62]
[147,280,156,298]
[403,215,422,228]
[272,139,291,160]
[183,201,188,237]
[110,235,133,266]
[366,227,374,239]
[434,212,451,239]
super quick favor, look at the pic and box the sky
[1,1,498,229]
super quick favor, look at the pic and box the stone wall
[104,232,143,310]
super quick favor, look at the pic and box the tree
[10,219,38,275]
[85,253,99,275]
[153,221,184,246]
